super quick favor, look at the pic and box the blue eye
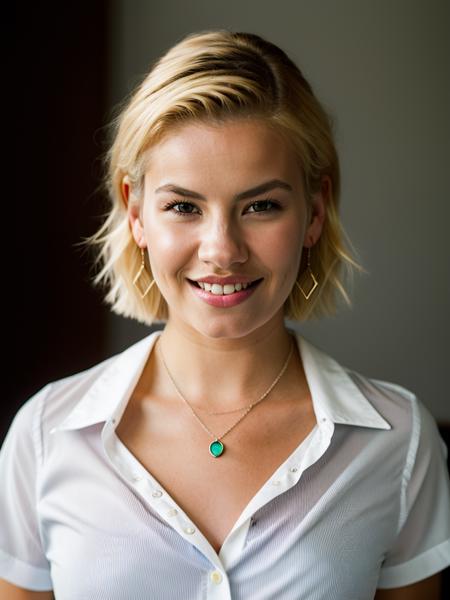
[162,198,281,217]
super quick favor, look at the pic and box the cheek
[145,217,193,273]
[144,205,176,250]
[260,221,304,267]
[149,226,180,252]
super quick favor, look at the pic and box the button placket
[107,428,209,558]
[146,485,199,544]
[210,570,223,584]
[183,525,196,535]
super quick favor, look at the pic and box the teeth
[198,281,249,294]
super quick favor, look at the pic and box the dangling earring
[133,247,156,299]
[295,247,319,300]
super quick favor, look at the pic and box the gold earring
[295,247,319,300]
[133,247,156,299]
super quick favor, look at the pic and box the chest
[115,393,317,554]
[44,414,399,600]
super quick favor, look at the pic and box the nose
[197,218,248,269]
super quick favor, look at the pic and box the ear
[122,175,147,249]
[304,175,331,248]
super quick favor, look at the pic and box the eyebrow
[155,179,293,201]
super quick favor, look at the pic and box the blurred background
[9,1,449,436]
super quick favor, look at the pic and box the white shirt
[1,327,449,599]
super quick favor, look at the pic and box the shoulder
[349,368,433,431]
[345,367,447,468]
[299,334,421,433]
[5,353,120,449]
[7,332,159,448]
[41,354,119,427]
[350,368,417,411]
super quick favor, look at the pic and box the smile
[188,278,263,295]
[187,278,263,307]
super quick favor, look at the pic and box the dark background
[8,3,111,441]
[7,3,449,595]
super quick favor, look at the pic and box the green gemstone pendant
[209,439,224,458]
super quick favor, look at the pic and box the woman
[1,29,449,599]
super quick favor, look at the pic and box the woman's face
[128,118,326,340]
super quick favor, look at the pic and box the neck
[150,321,302,411]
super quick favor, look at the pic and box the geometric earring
[133,247,156,299]
[295,246,319,300]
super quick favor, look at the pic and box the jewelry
[157,335,295,458]
[295,247,318,300]
[133,247,156,299]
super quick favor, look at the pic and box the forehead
[144,119,301,184]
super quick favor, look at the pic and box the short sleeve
[377,395,450,588]
[0,385,53,590]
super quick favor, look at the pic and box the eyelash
[162,198,282,217]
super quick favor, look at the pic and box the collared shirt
[1,327,449,599]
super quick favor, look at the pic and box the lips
[187,276,263,307]
[188,278,263,289]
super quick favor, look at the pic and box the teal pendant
[209,439,224,458]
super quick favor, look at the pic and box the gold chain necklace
[157,335,294,458]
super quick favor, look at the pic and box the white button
[321,418,327,423]
[289,467,298,473]
[152,490,163,498]
[184,526,196,534]
[111,418,117,425]
[132,475,143,482]
[272,480,281,486]
[210,570,223,584]
[167,508,178,517]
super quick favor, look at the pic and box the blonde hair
[82,29,365,325]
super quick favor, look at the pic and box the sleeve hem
[0,547,52,591]
[377,538,450,588]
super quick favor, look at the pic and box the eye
[162,200,199,216]
[162,198,282,217]
[246,199,281,213]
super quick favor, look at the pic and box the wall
[4,3,110,443]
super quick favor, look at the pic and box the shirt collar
[50,328,391,434]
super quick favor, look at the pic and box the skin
[373,573,442,598]
[123,118,328,409]
[0,579,55,598]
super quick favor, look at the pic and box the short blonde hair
[82,29,365,326]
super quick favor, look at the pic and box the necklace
[157,335,295,458]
